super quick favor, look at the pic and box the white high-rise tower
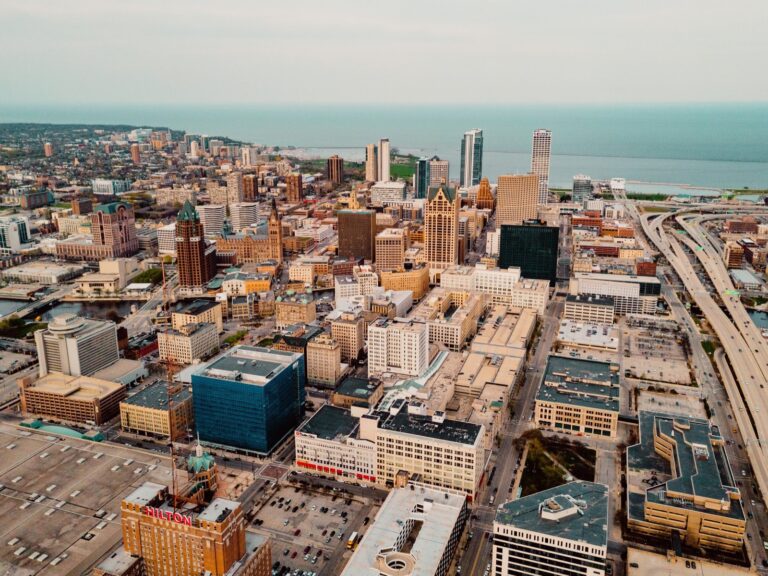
[531,129,552,205]
[378,138,391,182]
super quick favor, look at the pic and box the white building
[157,223,176,255]
[341,481,468,576]
[564,294,615,325]
[0,215,31,253]
[493,481,608,576]
[34,314,119,377]
[229,202,259,232]
[570,272,660,315]
[531,128,552,205]
[91,179,131,195]
[370,181,406,205]
[353,265,379,295]
[440,264,549,314]
[157,322,219,364]
[367,318,429,378]
[486,229,500,256]
[197,204,226,238]
[460,128,483,187]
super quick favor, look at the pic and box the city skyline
[2,0,767,106]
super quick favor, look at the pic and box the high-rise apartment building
[375,228,407,272]
[93,202,139,255]
[130,143,141,165]
[327,155,344,185]
[229,202,259,232]
[572,174,593,203]
[119,482,271,576]
[425,183,459,282]
[460,128,483,187]
[429,156,450,187]
[532,128,552,204]
[176,201,217,289]
[243,173,258,200]
[365,143,378,182]
[192,346,305,454]
[43,142,53,157]
[499,221,559,284]
[497,173,539,226]
[226,171,244,204]
[197,204,226,237]
[306,333,341,387]
[286,173,303,203]
[35,314,119,377]
[338,209,376,262]
[378,138,391,182]
[367,318,429,378]
[157,322,219,364]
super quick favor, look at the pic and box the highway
[640,205,768,567]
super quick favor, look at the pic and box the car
[291,551,297,559]
[330,530,336,537]
[270,501,276,507]
[283,549,289,556]
[322,529,327,536]
[304,546,311,554]
[331,509,337,515]
[363,517,370,526]
[294,529,301,536]
[325,537,331,544]
[283,520,290,526]
[292,506,299,513]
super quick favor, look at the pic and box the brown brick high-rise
[327,155,344,185]
[176,201,217,288]
[338,210,376,262]
[286,173,303,203]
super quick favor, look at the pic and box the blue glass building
[192,345,305,455]
[460,129,483,187]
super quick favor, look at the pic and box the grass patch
[257,337,274,347]
[0,316,47,338]
[131,268,164,285]
[390,163,414,180]
[224,330,248,347]
[639,205,671,213]
[701,340,716,356]
[626,193,668,201]
[517,430,596,497]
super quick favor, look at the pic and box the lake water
[37,300,141,322]
[2,103,767,189]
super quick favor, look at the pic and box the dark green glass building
[499,220,559,284]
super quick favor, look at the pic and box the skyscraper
[176,201,217,288]
[475,177,495,210]
[414,157,430,199]
[197,204,226,238]
[365,143,378,182]
[375,227,407,272]
[327,155,344,185]
[338,209,376,262]
[130,143,141,165]
[499,220,559,284]
[226,171,244,204]
[429,156,449,187]
[496,173,539,226]
[460,129,483,187]
[378,138,391,182]
[229,202,259,232]
[532,129,552,204]
[425,183,459,282]
[286,173,303,203]
[572,174,593,204]
[43,142,53,157]
[90,202,139,257]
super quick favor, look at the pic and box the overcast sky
[2,0,766,105]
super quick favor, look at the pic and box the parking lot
[249,482,377,575]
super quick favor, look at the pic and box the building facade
[497,173,539,226]
[425,184,459,283]
[531,128,552,205]
[460,128,483,187]
[35,314,119,377]
[157,322,219,364]
[176,201,217,289]
[367,318,429,378]
[375,227,407,272]
[120,381,194,440]
[338,210,376,262]
[499,221,559,284]
[306,333,341,387]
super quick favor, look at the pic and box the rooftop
[565,294,615,307]
[537,355,620,413]
[297,405,359,441]
[335,376,381,400]
[197,345,301,386]
[121,380,192,411]
[341,483,467,576]
[495,481,608,548]
[376,400,481,446]
[23,373,123,401]
[628,411,743,521]
[174,299,219,316]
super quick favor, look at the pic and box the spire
[195,432,203,458]
[178,200,198,222]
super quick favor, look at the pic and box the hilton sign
[143,506,193,526]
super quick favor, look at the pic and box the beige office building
[306,334,342,388]
[497,173,539,226]
[275,293,316,329]
[157,322,220,364]
[120,380,194,440]
[172,300,224,333]
[330,310,366,362]
[375,228,407,272]
[380,267,430,301]
[425,184,459,282]
[410,288,485,351]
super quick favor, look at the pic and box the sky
[2,0,767,105]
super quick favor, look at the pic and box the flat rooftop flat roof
[198,345,300,385]
[341,483,466,576]
[334,377,380,399]
[25,373,124,400]
[626,548,753,576]
[537,355,620,412]
[566,294,615,307]
[174,299,219,316]
[121,381,191,410]
[377,403,481,446]
[297,405,359,441]
[495,480,609,548]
